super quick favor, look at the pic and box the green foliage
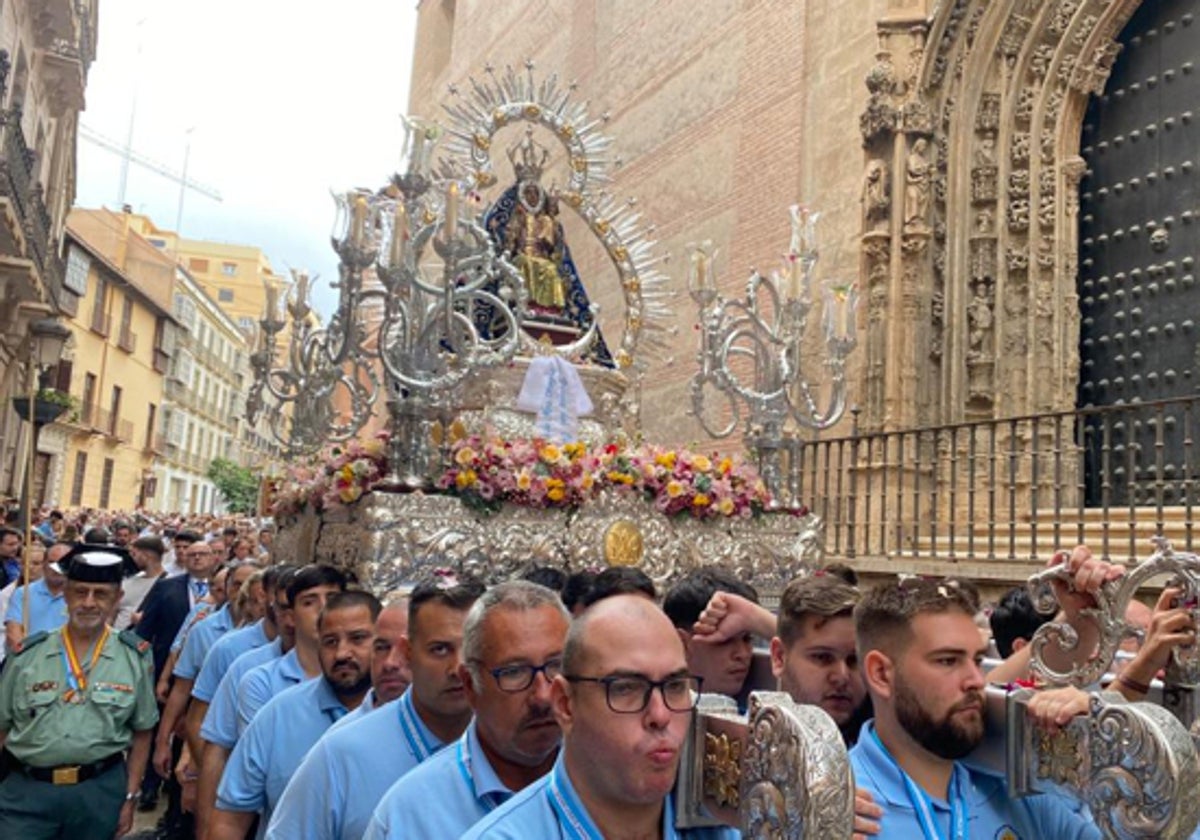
[207,457,259,513]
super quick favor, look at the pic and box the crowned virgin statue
[482,130,614,367]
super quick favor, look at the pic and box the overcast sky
[76,1,419,316]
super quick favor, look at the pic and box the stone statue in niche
[903,138,932,232]
[967,284,993,360]
[975,208,994,235]
[862,159,891,230]
[975,135,997,167]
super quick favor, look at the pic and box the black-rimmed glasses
[483,659,563,693]
[565,673,703,713]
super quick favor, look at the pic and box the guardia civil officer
[0,546,159,839]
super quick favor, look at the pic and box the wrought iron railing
[0,105,64,304]
[796,396,1198,575]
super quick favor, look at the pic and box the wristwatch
[124,792,139,802]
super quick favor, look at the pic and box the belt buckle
[51,765,80,785]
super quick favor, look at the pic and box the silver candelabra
[688,207,858,507]
[247,117,528,485]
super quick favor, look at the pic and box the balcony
[0,105,65,307]
[153,349,169,374]
[117,323,138,353]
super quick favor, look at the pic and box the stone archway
[858,0,1142,433]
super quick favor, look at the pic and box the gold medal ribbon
[61,625,109,702]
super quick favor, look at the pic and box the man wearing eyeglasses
[364,580,570,839]
[264,575,484,840]
[461,593,738,840]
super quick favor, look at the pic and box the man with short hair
[152,561,259,779]
[115,535,168,630]
[365,580,568,839]
[111,521,134,548]
[266,577,483,840]
[195,567,298,839]
[850,570,1107,838]
[4,542,70,652]
[990,586,1053,659]
[211,590,380,840]
[134,534,219,680]
[329,597,410,730]
[461,594,737,839]
[0,546,158,839]
[770,573,869,742]
[663,569,757,698]
[235,564,347,733]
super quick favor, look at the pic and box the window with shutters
[70,452,87,506]
[98,458,115,508]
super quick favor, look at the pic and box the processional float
[246,62,1200,838]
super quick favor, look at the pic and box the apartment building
[0,0,98,501]
[45,209,178,510]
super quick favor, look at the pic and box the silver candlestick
[688,206,858,507]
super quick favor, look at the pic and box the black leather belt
[1,748,123,785]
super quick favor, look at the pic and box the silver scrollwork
[739,692,854,840]
[1027,538,1200,688]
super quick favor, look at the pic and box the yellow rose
[545,477,565,490]
[516,470,533,491]
[455,469,478,489]
[692,493,710,507]
[580,474,594,490]
[717,498,735,515]
[541,444,562,463]
[339,487,360,504]
[692,455,712,473]
[655,452,677,470]
[455,447,477,467]
[547,487,566,502]
[666,480,684,498]
[719,457,733,475]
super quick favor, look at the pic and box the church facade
[405,0,1197,577]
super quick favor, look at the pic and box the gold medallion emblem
[603,520,644,567]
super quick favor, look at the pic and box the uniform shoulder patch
[12,630,49,656]
[119,628,152,655]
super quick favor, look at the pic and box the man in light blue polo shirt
[365,580,570,839]
[327,598,409,733]
[3,543,69,650]
[153,562,254,780]
[236,565,346,733]
[849,577,1101,839]
[462,594,739,840]
[266,577,483,840]
[209,590,378,840]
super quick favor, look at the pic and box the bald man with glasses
[460,594,737,840]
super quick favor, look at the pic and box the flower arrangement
[268,432,780,522]
[435,436,599,512]
[437,436,774,519]
[268,434,389,518]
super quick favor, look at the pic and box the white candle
[265,283,279,320]
[444,182,460,241]
[350,195,367,246]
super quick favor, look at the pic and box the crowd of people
[0,502,1195,839]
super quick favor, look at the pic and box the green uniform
[0,626,159,839]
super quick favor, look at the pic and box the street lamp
[10,315,71,636]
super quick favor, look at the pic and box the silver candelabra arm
[1027,538,1200,688]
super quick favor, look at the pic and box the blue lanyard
[871,729,968,840]
[397,691,438,761]
[547,763,603,840]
